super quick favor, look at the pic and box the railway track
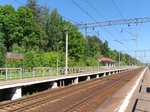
[0,67,144,112]
[0,77,111,111]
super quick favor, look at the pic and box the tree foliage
[0,1,141,68]
[0,33,6,67]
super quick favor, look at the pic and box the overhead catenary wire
[111,0,134,38]
[61,15,79,24]
[111,0,132,33]
[85,0,130,47]
[71,0,120,50]
[127,24,135,39]
[121,49,150,63]
[111,0,140,50]
[135,23,142,41]
[112,0,125,19]
[93,30,118,49]
[84,0,131,50]
[84,0,121,32]
[71,0,129,50]
[77,17,150,29]
[84,0,108,21]
[13,0,128,50]
[71,0,97,22]
[13,0,25,6]
[134,24,141,51]
[121,28,136,37]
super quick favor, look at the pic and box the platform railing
[0,66,131,81]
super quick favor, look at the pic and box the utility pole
[56,44,59,75]
[129,57,130,66]
[119,51,121,68]
[65,28,69,75]
[134,50,137,66]
[85,24,87,37]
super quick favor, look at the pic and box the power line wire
[72,0,129,50]
[71,0,119,49]
[71,0,97,22]
[84,0,130,49]
[112,0,125,19]
[135,23,142,41]
[84,0,124,42]
[14,0,128,50]
[61,15,79,24]
[13,0,79,24]
[111,0,137,40]
[84,0,107,21]
[13,0,25,6]
[111,0,138,50]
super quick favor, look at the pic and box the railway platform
[0,68,128,101]
[96,67,149,112]
[126,67,150,112]
[0,67,141,112]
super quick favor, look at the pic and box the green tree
[68,29,86,61]
[26,0,40,21]
[86,35,103,57]
[101,41,110,57]
[17,6,46,51]
[0,33,6,67]
[0,5,19,51]
[46,9,63,51]
[26,0,48,50]
[0,3,142,68]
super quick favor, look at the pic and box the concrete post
[11,87,22,100]
[103,73,106,77]
[72,79,74,84]
[51,82,58,88]
[96,74,99,79]
[74,78,78,84]
[65,30,68,75]
[60,80,62,87]
[87,76,90,80]
[62,80,65,86]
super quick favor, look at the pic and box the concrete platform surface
[96,67,149,112]
[126,67,150,112]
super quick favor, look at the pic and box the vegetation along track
[0,67,144,112]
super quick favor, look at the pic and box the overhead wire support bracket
[76,17,150,29]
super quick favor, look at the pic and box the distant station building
[99,57,115,67]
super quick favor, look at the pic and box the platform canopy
[99,58,115,63]
[99,58,115,67]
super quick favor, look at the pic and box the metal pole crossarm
[121,50,150,52]
[76,17,150,29]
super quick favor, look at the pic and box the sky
[1,0,150,63]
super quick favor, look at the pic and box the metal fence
[0,66,128,81]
